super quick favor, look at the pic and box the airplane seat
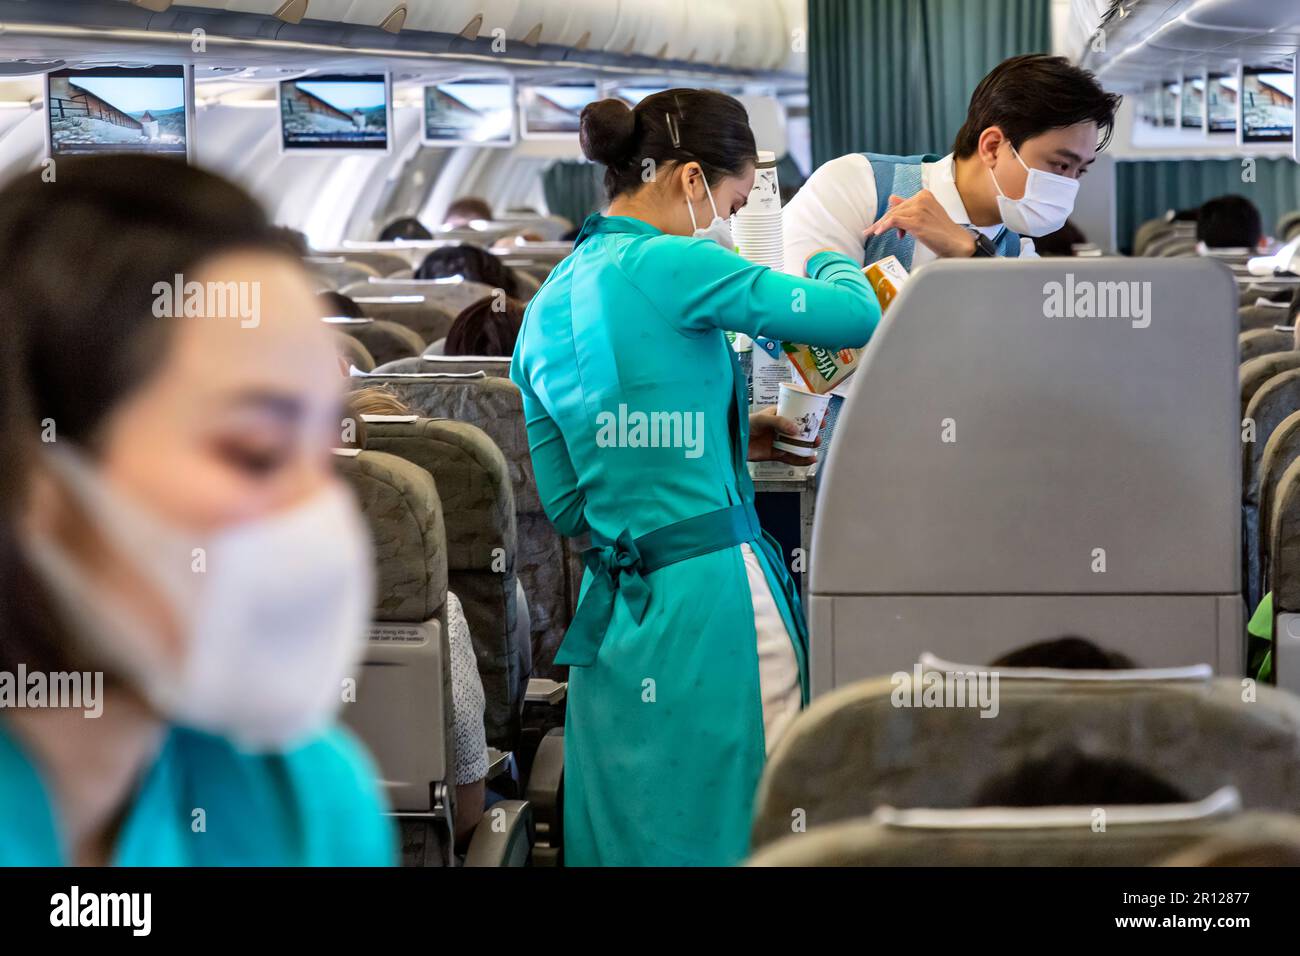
[1240,303,1295,332]
[1257,411,1300,611]
[362,416,530,753]
[1267,457,1300,694]
[424,337,446,357]
[1244,369,1300,608]
[512,269,541,300]
[1153,237,1198,257]
[359,371,584,679]
[349,319,427,366]
[339,251,410,276]
[1240,352,1300,427]
[337,448,533,867]
[750,671,1300,851]
[309,258,379,290]
[1239,328,1293,362]
[810,259,1242,690]
[748,801,1300,866]
[1133,216,1192,257]
[381,355,512,377]
[1240,285,1297,308]
[354,298,458,344]
[335,332,376,373]
[340,278,500,319]
[1278,211,1300,244]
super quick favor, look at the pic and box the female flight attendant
[510,89,882,866]
[0,157,393,865]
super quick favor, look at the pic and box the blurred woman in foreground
[0,156,393,865]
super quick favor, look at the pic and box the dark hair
[580,88,758,201]
[1197,195,1263,249]
[444,197,493,225]
[1030,220,1087,257]
[378,216,432,241]
[974,746,1188,807]
[0,155,288,673]
[321,290,365,319]
[990,636,1136,670]
[953,55,1122,158]
[444,296,525,357]
[270,224,310,257]
[415,243,519,297]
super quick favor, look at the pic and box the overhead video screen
[1159,80,1180,127]
[1181,74,1203,129]
[519,81,599,138]
[46,65,191,160]
[1206,72,1236,134]
[1240,65,1294,144]
[280,73,390,152]
[423,77,515,147]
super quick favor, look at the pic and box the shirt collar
[574,213,663,247]
[923,153,1004,239]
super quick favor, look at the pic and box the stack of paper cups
[732,150,784,272]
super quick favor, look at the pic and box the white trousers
[740,543,802,755]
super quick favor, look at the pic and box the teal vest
[860,152,1022,269]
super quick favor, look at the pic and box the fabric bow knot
[554,529,653,667]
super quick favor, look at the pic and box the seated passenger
[441,197,493,230]
[990,635,1136,669]
[415,243,521,298]
[321,289,365,319]
[973,746,1188,806]
[444,296,525,356]
[1197,195,1265,253]
[0,155,393,865]
[344,386,491,844]
[378,216,433,242]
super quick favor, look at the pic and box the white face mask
[685,173,734,249]
[988,143,1079,237]
[23,445,374,751]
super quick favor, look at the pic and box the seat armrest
[463,800,533,867]
[525,727,564,867]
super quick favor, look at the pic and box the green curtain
[543,161,604,229]
[1115,159,1300,254]
[808,0,1051,167]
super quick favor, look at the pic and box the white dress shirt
[782,152,1038,275]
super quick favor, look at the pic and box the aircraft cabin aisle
[0,0,1297,937]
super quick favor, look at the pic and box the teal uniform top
[0,719,396,866]
[510,214,880,865]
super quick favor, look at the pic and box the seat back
[334,332,375,372]
[308,256,378,290]
[1268,457,1300,693]
[350,319,426,366]
[749,805,1300,866]
[341,278,499,319]
[360,371,582,678]
[1239,302,1293,331]
[1243,368,1300,608]
[1259,411,1300,571]
[811,259,1242,690]
[751,673,1300,849]
[381,355,512,378]
[363,416,528,750]
[352,295,458,343]
[336,450,454,841]
[1239,328,1293,362]
[1241,351,1300,418]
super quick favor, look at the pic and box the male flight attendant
[783,54,1122,273]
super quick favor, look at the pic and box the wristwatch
[970,230,998,258]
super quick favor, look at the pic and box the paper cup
[773,381,830,456]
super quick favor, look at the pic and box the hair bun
[579,98,637,167]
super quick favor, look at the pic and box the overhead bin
[507,0,589,49]
[402,2,521,40]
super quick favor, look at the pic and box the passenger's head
[442,197,493,230]
[974,747,1188,807]
[347,385,412,419]
[990,636,1136,670]
[0,156,366,739]
[444,295,525,356]
[320,290,365,319]
[580,88,758,238]
[378,216,432,242]
[1197,195,1264,250]
[953,55,1121,232]
[1030,219,1087,257]
[414,243,519,297]
[270,225,310,257]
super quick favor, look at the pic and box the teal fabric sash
[556,502,766,667]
